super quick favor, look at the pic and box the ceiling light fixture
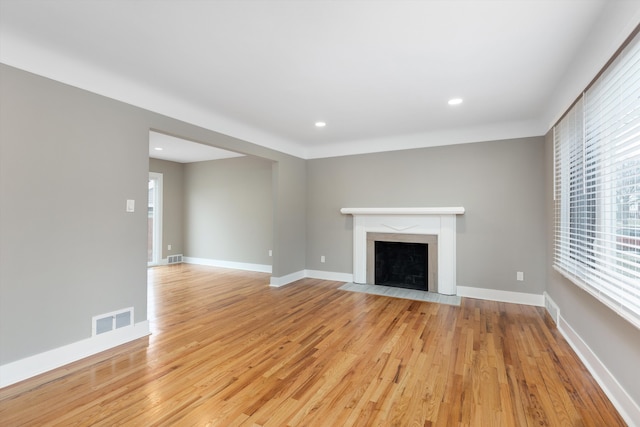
[154,147,164,151]
[315,121,326,128]
[448,98,463,106]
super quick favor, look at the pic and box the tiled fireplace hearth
[341,207,465,295]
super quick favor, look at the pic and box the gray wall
[0,65,148,363]
[149,158,184,259]
[272,159,307,277]
[184,156,273,265]
[543,131,640,406]
[307,137,546,294]
[0,64,307,365]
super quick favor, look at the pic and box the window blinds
[554,31,640,329]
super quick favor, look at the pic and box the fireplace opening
[374,241,428,291]
[366,232,437,292]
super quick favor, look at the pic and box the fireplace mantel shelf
[341,207,465,216]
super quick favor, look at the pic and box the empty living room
[1,1,639,426]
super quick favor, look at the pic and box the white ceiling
[149,131,244,163]
[1,1,638,160]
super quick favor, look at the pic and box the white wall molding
[0,35,306,159]
[269,270,306,287]
[305,270,354,283]
[307,119,545,159]
[456,286,545,307]
[543,291,560,324]
[0,37,546,162]
[0,320,150,388]
[557,314,640,427]
[271,270,352,287]
[184,257,272,273]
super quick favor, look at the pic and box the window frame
[553,27,640,330]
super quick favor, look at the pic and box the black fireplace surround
[374,241,428,290]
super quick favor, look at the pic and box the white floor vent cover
[168,254,183,264]
[92,307,134,336]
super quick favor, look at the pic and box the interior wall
[0,65,149,364]
[306,136,546,295]
[0,64,307,365]
[149,158,184,260]
[272,159,307,278]
[543,131,640,410]
[183,156,273,266]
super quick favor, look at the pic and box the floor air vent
[168,254,183,264]
[92,307,134,336]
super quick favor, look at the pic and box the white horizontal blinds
[554,31,640,329]
[585,33,640,321]
[554,98,585,279]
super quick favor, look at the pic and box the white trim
[341,207,465,216]
[269,270,306,287]
[148,172,163,267]
[543,291,560,324]
[0,320,150,388]
[342,207,464,295]
[304,270,353,283]
[456,286,545,306]
[308,121,545,159]
[558,316,640,427]
[0,36,546,161]
[184,257,272,273]
[0,36,306,159]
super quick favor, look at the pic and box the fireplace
[375,241,426,289]
[367,232,438,292]
[341,207,464,295]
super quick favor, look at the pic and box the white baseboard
[456,286,544,306]
[304,270,353,282]
[543,291,560,324]
[184,257,272,273]
[270,270,353,287]
[557,315,640,427]
[0,320,150,388]
[270,270,307,287]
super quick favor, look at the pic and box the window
[554,30,640,329]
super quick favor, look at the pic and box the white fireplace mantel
[340,207,465,216]
[341,207,465,295]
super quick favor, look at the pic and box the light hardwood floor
[0,264,626,426]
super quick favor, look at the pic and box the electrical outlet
[268,249,272,257]
[517,271,524,281]
[321,255,325,263]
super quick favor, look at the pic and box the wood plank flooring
[0,264,626,426]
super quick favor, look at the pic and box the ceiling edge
[0,35,307,158]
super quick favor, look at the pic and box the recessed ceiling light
[315,121,326,128]
[154,147,164,151]
[448,98,463,106]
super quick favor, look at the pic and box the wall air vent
[168,254,183,264]
[92,307,134,336]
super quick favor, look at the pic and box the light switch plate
[126,199,135,212]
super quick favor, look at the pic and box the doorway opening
[148,172,163,266]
